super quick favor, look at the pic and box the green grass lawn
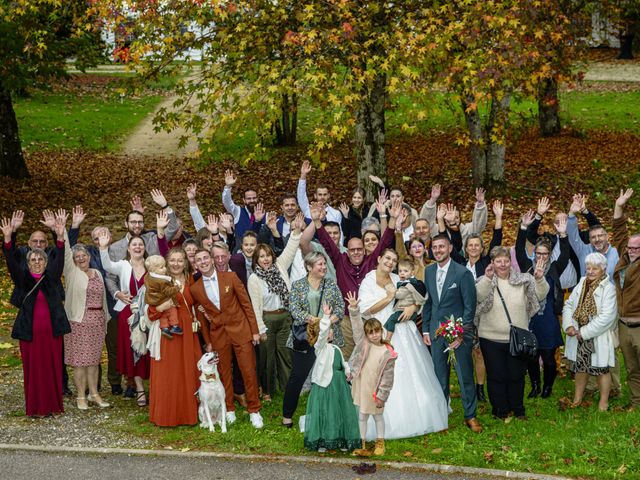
[13,91,163,152]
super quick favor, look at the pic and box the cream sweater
[476,276,548,342]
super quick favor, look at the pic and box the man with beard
[567,193,619,278]
[222,169,262,246]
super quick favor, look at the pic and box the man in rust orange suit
[191,249,263,429]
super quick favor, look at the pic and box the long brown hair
[363,318,392,346]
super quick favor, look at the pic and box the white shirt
[202,271,220,310]
[466,260,477,281]
[436,258,452,300]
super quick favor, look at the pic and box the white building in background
[591,10,621,48]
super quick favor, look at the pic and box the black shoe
[528,383,541,399]
[541,386,553,398]
[111,384,123,396]
[476,384,486,402]
[123,386,136,398]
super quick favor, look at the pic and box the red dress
[116,273,150,379]
[148,287,201,426]
[19,274,64,416]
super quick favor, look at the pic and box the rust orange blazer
[189,270,258,350]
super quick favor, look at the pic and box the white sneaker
[250,412,264,429]
[226,411,236,424]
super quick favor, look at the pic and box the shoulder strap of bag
[315,279,326,317]
[22,276,46,306]
[495,284,513,326]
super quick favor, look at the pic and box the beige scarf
[573,277,603,327]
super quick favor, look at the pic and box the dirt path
[584,62,640,82]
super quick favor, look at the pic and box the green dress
[304,347,361,451]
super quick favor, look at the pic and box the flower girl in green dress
[303,303,360,452]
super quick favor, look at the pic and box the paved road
[0,449,507,480]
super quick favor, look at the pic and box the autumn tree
[95,0,443,199]
[421,0,580,187]
[0,0,103,179]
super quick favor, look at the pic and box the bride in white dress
[357,249,448,439]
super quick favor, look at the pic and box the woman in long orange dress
[148,246,201,426]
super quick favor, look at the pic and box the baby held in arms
[144,255,182,339]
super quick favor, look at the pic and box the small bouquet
[435,314,464,366]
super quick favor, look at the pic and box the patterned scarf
[254,264,289,308]
[573,276,603,327]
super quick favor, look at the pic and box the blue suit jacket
[422,259,477,336]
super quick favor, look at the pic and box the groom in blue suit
[422,234,482,433]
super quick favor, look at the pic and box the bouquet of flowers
[435,314,464,366]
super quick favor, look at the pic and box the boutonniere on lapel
[224,285,230,294]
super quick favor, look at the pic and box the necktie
[437,269,445,299]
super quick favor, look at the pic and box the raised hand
[97,229,111,249]
[484,264,495,279]
[537,197,550,216]
[555,215,568,236]
[150,189,168,208]
[253,202,265,222]
[569,193,584,215]
[1,218,12,240]
[395,207,407,230]
[300,160,312,179]
[616,188,634,208]
[40,209,56,229]
[492,199,503,218]
[186,183,197,203]
[444,203,458,226]
[521,209,535,228]
[475,187,486,205]
[430,184,441,202]
[388,198,402,219]
[534,257,546,279]
[71,205,86,228]
[309,201,324,222]
[156,210,169,231]
[292,212,305,233]
[345,291,359,309]
[219,213,233,232]
[266,211,278,232]
[55,208,68,227]
[322,302,332,317]
[130,195,145,214]
[436,203,447,221]
[206,214,220,234]
[224,169,237,187]
[53,216,66,239]
[339,202,349,217]
[10,210,24,232]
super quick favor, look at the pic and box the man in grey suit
[104,190,178,396]
[422,234,482,433]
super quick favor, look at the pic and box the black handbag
[291,280,325,352]
[496,285,538,360]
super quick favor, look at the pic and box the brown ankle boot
[373,438,385,456]
[352,439,371,457]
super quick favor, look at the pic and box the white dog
[196,352,227,433]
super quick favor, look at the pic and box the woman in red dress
[98,231,150,406]
[1,216,71,417]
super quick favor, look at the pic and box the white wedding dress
[358,271,448,440]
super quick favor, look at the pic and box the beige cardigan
[247,232,301,332]
[63,233,109,324]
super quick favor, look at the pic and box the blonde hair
[144,255,166,273]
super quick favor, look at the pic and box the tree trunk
[462,97,486,187]
[618,32,635,60]
[538,78,561,137]
[273,93,297,146]
[355,73,387,202]
[462,94,510,189]
[0,88,29,179]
